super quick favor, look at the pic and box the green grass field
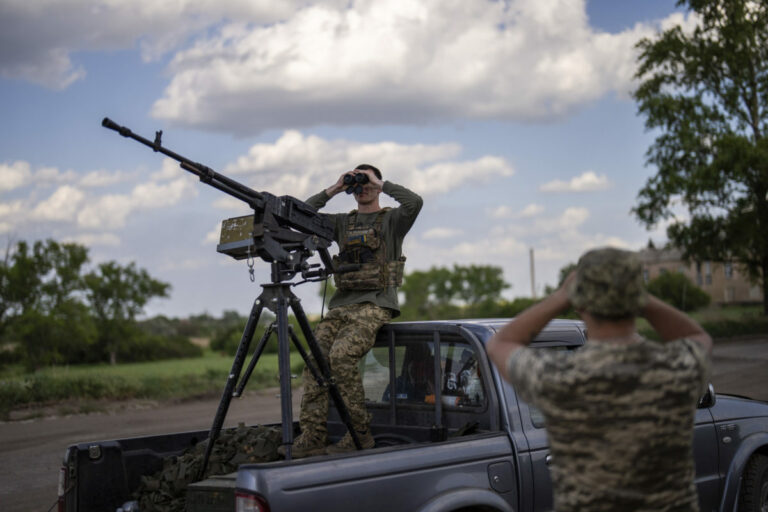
[0,350,305,420]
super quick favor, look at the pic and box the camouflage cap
[568,247,646,317]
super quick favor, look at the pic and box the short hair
[354,163,382,180]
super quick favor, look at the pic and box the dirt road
[2,337,767,512]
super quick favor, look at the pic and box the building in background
[637,247,762,306]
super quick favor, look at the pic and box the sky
[0,0,695,319]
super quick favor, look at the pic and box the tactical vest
[333,208,406,290]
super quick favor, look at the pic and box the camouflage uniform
[297,181,422,443]
[506,248,710,511]
[299,303,392,435]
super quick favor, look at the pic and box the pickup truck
[59,318,768,512]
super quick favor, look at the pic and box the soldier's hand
[326,172,349,197]
[554,271,575,308]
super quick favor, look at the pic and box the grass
[0,350,306,420]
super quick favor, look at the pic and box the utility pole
[529,247,536,299]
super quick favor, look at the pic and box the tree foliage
[400,264,510,319]
[633,0,768,313]
[0,240,96,368]
[0,239,180,367]
[84,261,170,364]
[646,271,711,312]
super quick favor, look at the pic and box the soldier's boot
[325,429,375,454]
[277,431,326,459]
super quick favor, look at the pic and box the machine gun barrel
[102,117,265,210]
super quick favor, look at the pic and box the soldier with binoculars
[279,164,423,458]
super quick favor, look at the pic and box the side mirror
[697,383,716,408]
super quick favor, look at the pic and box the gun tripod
[198,263,362,478]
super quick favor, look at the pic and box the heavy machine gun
[101,118,364,477]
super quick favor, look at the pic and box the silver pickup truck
[59,319,768,512]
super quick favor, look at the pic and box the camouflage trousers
[299,302,391,437]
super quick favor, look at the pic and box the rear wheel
[739,453,768,512]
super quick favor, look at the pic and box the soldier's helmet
[568,247,646,318]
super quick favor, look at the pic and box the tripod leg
[198,296,264,480]
[275,292,295,459]
[235,322,276,397]
[290,299,362,450]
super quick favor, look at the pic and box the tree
[633,0,768,314]
[84,261,170,364]
[400,264,510,319]
[0,240,95,368]
[646,271,711,312]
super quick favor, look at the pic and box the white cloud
[0,161,32,191]
[489,203,544,219]
[64,233,121,247]
[1,0,693,130]
[450,236,528,259]
[212,196,249,212]
[422,227,463,240]
[223,130,513,198]
[0,160,99,191]
[204,222,223,245]
[535,207,590,232]
[539,170,610,192]
[0,199,24,219]
[34,166,78,185]
[0,0,324,89]
[149,0,690,133]
[79,169,133,188]
[77,177,197,229]
[519,203,545,217]
[31,185,86,221]
[151,159,185,182]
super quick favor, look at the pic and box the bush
[117,333,203,363]
[647,272,710,312]
[210,316,306,355]
[700,317,768,339]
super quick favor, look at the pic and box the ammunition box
[217,215,256,259]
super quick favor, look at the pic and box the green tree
[0,240,95,368]
[12,301,96,369]
[400,264,509,319]
[633,0,768,314]
[84,261,170,364]
[647,271,711,311]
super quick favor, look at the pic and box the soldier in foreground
[487,247,712,511]
[280,164,423,458]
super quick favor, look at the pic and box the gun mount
[102,117,364,474]
[101,117,336,283]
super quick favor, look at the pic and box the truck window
[361,336,486,409]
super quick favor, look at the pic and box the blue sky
[0,0,692,318]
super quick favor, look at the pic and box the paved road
[0,387,300,512]
[710,337,768,401]
[1,337,767,512]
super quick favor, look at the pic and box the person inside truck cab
[278,164,423,458]
[382,343,437,403]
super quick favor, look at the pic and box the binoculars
[344,173,369,194]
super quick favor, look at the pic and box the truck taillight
[58,465,67,512]
[235,491,270,512]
